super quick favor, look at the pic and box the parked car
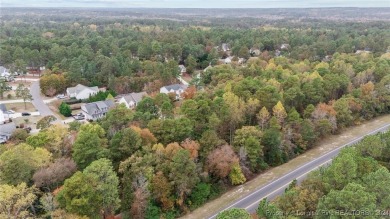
[21,112,31,116]
[73,113,85,120]
[6,110,15,114]
[56,94,66,99]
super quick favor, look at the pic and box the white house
[160,84,188,100]
[0,110,4,124]
[0,66,9,76]
[66,84,99,100]
[0,66,12,81]
[81,100,115,121]
[222,43,230,52]
[178,65,187,75]
[118,92,147,109]
[280,44,290,50]
[224,57,232,64]
[0,104,7,124]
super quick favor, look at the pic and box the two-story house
[81,100,115,121]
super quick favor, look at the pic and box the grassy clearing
[13,115,43,129]
[5,102,36,112]
[181,114,390,219]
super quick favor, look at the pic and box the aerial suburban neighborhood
[1,5,390,219]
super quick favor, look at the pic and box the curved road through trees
[206,122,390,218]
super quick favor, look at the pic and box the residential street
[30,81,61,120]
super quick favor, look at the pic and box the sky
[1,0,389,8]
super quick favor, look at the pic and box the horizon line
[2,6,390,9]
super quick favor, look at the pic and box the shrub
[188,183,211,208]
[59,102,72,117]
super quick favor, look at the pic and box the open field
[5,102,36,112]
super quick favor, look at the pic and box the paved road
[30,81,61,120]
[208,123,390,218]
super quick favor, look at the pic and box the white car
[6,110,15,114]
[56,94,66,99]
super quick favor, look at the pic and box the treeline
[0,14,389,92]
[257,130,390,218]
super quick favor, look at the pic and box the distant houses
[250,48,261,56]
[224,57,232,64]
[160,84,188,100]
[81,100,115,121]
[0,66,13,81]
[26,66,45,77]
[280,43,290,50]
[118,92,147,109]
[66,84,99,100]
[221,43,230,52]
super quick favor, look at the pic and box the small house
[178,65,187,75]
[160,84,188,100]
[118,92,147,109]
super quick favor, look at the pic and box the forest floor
[181,114,390,219]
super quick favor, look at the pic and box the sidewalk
[0,99,29,104]
[181,114,390,219]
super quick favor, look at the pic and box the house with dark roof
[0,122,16,143]
[66,84,99,100]
[118,92,147,109]
[81,100,115,121]
[160,84,188,100]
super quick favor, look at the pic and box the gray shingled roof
[123,92,147,104]
[82,100,114,115]
[163,84,188,91]
[0,122,16,136]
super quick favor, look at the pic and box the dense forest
[0,8,390,219]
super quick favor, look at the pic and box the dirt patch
[5,102,36,112]
[2,90,18,100]
[181,114,390,219]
